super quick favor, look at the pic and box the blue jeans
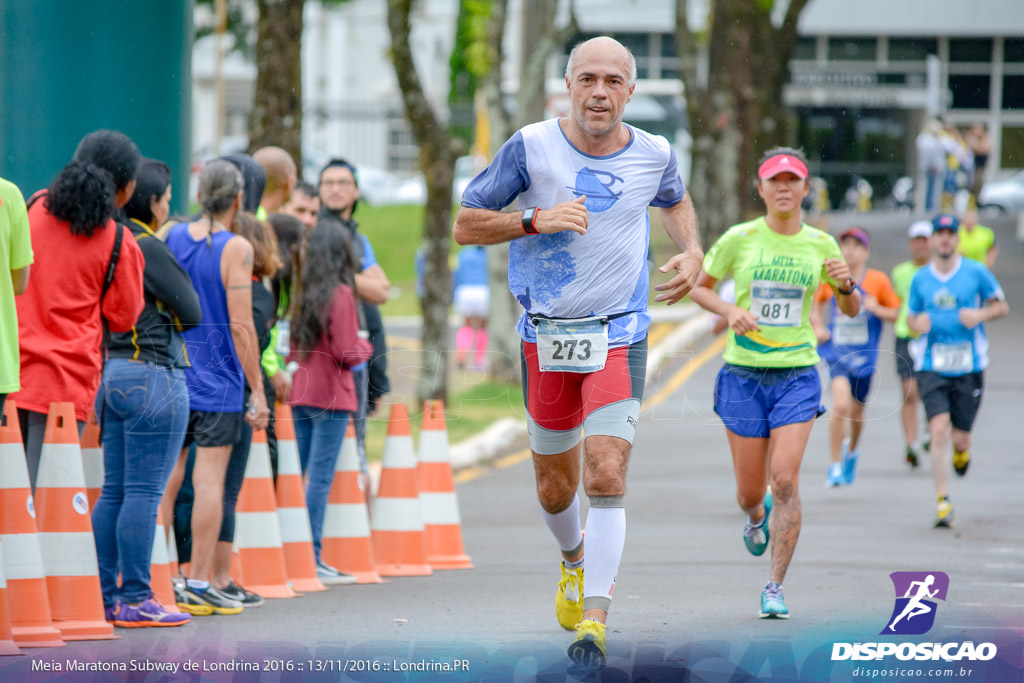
[291,405,351,561]
[92,359,189,605]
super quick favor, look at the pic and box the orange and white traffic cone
[321,424,383,584]
[274,406,325,593]
[0,541,22,656]
[0,401,64,648]
[234,429,296,599]
[371,404,432,577]
[418,401,473,570]
[150,510,181,612]
[34,402,116,640]
[79,412,103,512]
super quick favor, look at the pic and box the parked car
[978,170,1024,215]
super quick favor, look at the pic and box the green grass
[363,378,524,462]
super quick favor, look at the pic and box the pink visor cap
[758,154,808,180]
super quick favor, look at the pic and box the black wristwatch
[837,279,857,296]
[521,207,540,235]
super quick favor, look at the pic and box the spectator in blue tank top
[160,160,270,617]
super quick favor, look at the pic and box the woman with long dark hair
[12,130,145,486]
[95,158,201,626]
[288,221,371,584]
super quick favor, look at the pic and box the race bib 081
[535,316,609,373]
[750,280,805,327]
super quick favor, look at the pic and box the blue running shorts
[714,364,824,439]
[826,361,875,404]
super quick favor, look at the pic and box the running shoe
[316,560,358,586]
[113,598,191,628]
[567,619,606,672]
[934,496,955,529]
[556,562,584,631]
[104,604,117,623]
[905,444,919,468]
[217,580,264,607]
[743,491,772,557]
[759,582,789,619]
[842,440,860,484]
[826,462,844,487]
[953,450,970,477]
[176,584,243,616]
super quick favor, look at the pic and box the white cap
[908,221,932,239]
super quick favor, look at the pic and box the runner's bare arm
[11,265,30,295]
[906,311,931,335]
[958,297,1009,329]
[824,258,861,318]
[810,300,831,343]
[691,272,761,335]
[223,236,270,429]
[453,196,588,245]
[862,294,900,322]
[654,194,703,305]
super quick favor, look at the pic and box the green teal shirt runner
[0,178,34,393]
[891,260,924,340]
[702,217,841,368]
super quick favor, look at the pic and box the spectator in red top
[288,220,372,583]
[12,130,145,487]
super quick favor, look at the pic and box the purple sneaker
[113,598,191,628]
[104,604,117,623]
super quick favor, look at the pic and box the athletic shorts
[521,337,647,455]
[826,361,874,404]
[916,371,984,432]
[895,337,916,381]
[454,285,489,318]
[714,364,824,439]
[182,410,243,449]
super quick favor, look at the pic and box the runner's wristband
[521,207,540,235]
[837,280,856,296]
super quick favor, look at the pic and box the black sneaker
[177,584,243,616]
[218,580,264,607]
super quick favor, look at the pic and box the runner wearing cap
[812,227,900,487]
[907,214,1008,528]
[891,220,933,467]
[692,146,860,619]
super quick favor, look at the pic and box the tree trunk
[387,0,462,405]
[676,0,810,246]
[248,0,304,168]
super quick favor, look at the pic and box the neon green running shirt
[702,217,842,368]
[891,260,924,340]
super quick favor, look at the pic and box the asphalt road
[2,212,1021,682]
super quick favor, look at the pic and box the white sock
[583,506,625,607]
[541,494,583,555]
[186,579,210,591]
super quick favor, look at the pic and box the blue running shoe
[842,440,860,484]
[760,581,789,619]
[826,462,844,487]
[743,491,772,556]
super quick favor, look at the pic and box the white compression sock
[582,506,626,611]
[541,493,583,555]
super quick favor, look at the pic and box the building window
[827,37,876,61]
[1004,76,1024,110]
[1005,38,1024,63]
[792,37,816,61]
[1001,127,1024,168]
[387,122,419,173]
[948,75,991,109]
[888,38,938,61]
[949,38,993,63]
[661,32,679,79]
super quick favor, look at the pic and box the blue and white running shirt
[908,256,1005,376]
[461,119,685,347]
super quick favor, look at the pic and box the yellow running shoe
[567,619,606,672]
[934,495,955,529]
[953,450,970,477]
[556,563,584,630]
